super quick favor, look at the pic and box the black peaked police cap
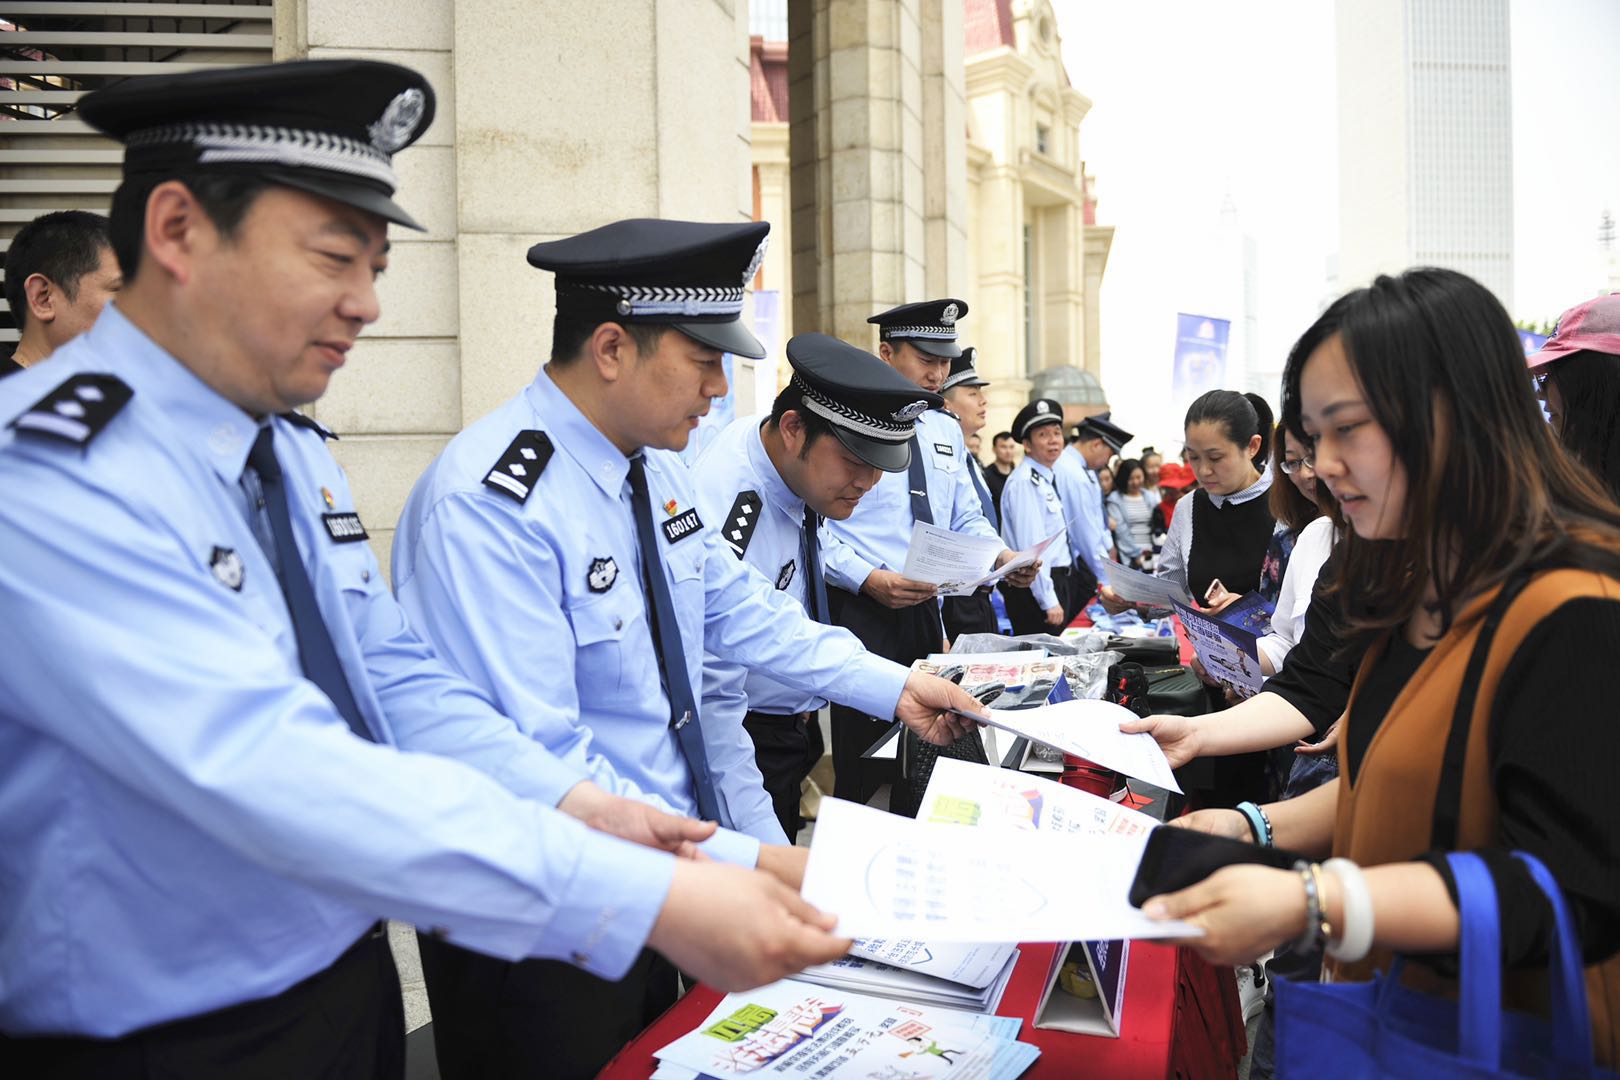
[786,332,942,472]
[78,59,436,231]
[527,219,772,360]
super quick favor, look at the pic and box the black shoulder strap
[10,373,132,446]
[1432,570,1535,850]
[720,489,762,559]
[279,411,338,440]
[482,430,553,504]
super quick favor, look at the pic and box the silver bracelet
[1292,861,1332,954]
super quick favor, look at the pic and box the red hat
[1527,293,1620,373]
[1157,462,1195,490]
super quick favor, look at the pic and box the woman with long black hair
[1144,268,1620,1067]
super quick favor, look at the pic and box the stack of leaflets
[651,980,1040,1079]
[794,939,1019,1014]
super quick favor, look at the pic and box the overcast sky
[1057,0,1620,454]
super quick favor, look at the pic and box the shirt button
[362,569,372,583]
[571,950,589,966]
[613,617,623,631]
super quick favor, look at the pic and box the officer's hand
[1097,584,1135,615]
[895,672,983,746]
[648,861,851,991]
[757,843,810,891]
[995,549,1040,589]
[1044,604,1066,628]
[558,782,716,858]
[861,568,939,609]
[1118,713,1203,768]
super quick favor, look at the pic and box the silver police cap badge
[742,236,770,287]
[940,302,959,325]
[368,88,426,155]
[210,545,244,591]
[1036,400,1050,414]
[892,400,931,423]
[587,556,618,594]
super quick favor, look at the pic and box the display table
[599,942,1246,1079]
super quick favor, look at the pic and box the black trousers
[417,937,676,1080]
[1,925,401,1080]
[742,708,824,840]
[941,590,998,640]
[826,584,944,805]
[1001,565,1087,636]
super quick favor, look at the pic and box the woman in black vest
[1157,389,1277,602]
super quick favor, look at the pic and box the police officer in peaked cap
[820,299,1040,808]
[937,346,1003,639]
[1056,410,1136,603]
[692,332,943,842]
[1000,398,1085,634]
[391,225,991,1077]
[0,61,838,1078]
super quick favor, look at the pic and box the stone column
[788,0,967,349]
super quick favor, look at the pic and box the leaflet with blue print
[651,979,1039,1079]
[1172,600,1265,698]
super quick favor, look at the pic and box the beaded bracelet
[1235,801,1272,847]
[1292,861,1333,954]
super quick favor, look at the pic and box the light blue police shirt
[1054,444,1113,579]
[999,456,1073,610]
[393,372,909,858]
[0,306,673,1038]
[691,415,909,762]
[822,409,1002,593]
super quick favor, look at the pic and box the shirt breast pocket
[571,583,643,696]
[665,544,706,659]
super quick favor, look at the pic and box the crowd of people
[2,55,1618,1080]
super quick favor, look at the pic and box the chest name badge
[934,442,954,456]
[776,559,796,591]
[588,556,618,593]
[322,512,369,543]
[661,507,703,545]
[210,546,244,591]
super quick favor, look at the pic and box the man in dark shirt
[2,210,120,378]
[983,429,1017,521]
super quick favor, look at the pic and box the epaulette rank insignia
[483,430,554,503]
[722,489,762,559]
[10,373,132,446]
[280,411,338,440]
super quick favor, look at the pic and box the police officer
[693,332,938,840]
[0,63,853,1079]
[821,300,1038,803]
[937,346,1001,639]
[1055,412,1135,603]
[391,222,988,1078]
[1000,398,1083,634]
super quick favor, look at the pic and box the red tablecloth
[599,942,1245,1079]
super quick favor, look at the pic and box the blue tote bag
[1274,851,1617,1079]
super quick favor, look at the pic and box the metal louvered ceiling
[1,1,273,344]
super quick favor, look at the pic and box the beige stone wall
[280,0,755,574]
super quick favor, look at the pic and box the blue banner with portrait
[1172,313,1230,418]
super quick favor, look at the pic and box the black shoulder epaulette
[721,489,763,559]
[940,407,961,421]
[280,411,338,440]
[483,429,553,504]
[10,373,132,446]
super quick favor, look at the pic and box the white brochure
[916,757,1158,840]
[1100,561,1196,610]
[902,523,1061,597]
[973,699,1183,793]
[801,798,1202,945]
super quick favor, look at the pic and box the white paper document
[802,798,1202,944]
[976,699,1183,793]
[917,757,1158,840]
[1100,561,1196,610]
[901,523,1061,597]
[849,937,1017,990]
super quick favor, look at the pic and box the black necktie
[626,455,722,822]
[968,449,999,530]
[246,426,372,741]
[907,435,934,526]
[802,504,830,624]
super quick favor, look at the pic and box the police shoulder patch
[483,430,554,504]
[280,411,337,440]
[10,373,132,446]
[721,489,762,559]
